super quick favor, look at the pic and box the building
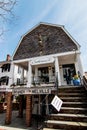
[0,22,84,126]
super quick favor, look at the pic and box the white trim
[12,22,80,60]
[13,50,80,64]
[12,36,24,60]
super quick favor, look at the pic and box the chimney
[6,54,11,61]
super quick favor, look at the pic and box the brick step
[60,97,87,102]
[62,102,87,108]
[45,120,87,130]
[59,107,87,114]
[58,93,87,97]
[49,113,87,122]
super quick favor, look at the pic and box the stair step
[58,86,83,89]
[49,113,87,122]
[59,107,87,114]
[53,86,85,93]
[45,120,87,129]
[43,86,87,130]
[58,93,87,97]
[60,97,87,102]
[58,86,85,91]
[62,102,87,107]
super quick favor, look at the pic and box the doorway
[62,64,76,85]
[32,95,49,116]
[38,67,49,83]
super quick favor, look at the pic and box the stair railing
[83,76,87,90]
[55,72,58,96]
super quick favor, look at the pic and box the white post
[35,66,38,83]
[27,61,32,87]
[21,68,24,84]
[77,54,84,76]
[49,67,52,83]
[55,57,61,86]
[75,53,83,76]
[9,62,14,86]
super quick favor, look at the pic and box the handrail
[83,76,87,90]
[31,75,55,85]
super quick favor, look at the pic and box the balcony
[31,75,55,87]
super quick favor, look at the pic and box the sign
[12,87,51,95]
[0,86,12,92]
[31,57,54,65]
[51,95,63,112]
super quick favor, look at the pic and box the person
[65,68,71,85]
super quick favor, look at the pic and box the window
[18,67,21,74]
[17,78,20,85]
[1,63,11,72]
[0,76,9,85]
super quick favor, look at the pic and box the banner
[51,95,63,112]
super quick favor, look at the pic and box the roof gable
[13,23,79,60]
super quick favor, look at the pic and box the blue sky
[0,0,87,72]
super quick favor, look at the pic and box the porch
[13,51,83,87]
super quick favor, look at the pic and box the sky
[0,0,87,72]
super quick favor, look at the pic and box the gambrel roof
[13,22,80,60]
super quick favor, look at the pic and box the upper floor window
[18,67,21,74]
[1,63,11,72]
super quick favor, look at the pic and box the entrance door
[38,67,49,83]
[62,64,76,85]
[32,95,49,115]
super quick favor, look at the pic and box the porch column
[18,95,23,118]
[55,57,61,86]
[9,62,14,86]
[5,92,12,124]
[26,95,32,127]
[21,68,24,84]
[35,66,38,84]
[49,67,52,83]
[77,54,84,76]
[27,61,32,87]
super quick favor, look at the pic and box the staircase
[43,86,87,130]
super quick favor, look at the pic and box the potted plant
[73,74,80,86]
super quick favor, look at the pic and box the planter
[73,79,80,86]
[0,102,4,113]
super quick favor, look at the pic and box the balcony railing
[31,75,56,86]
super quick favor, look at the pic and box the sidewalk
[0,111,42,130]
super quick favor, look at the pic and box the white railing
[31,75,56,87]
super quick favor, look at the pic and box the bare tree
[0,0,17,37]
